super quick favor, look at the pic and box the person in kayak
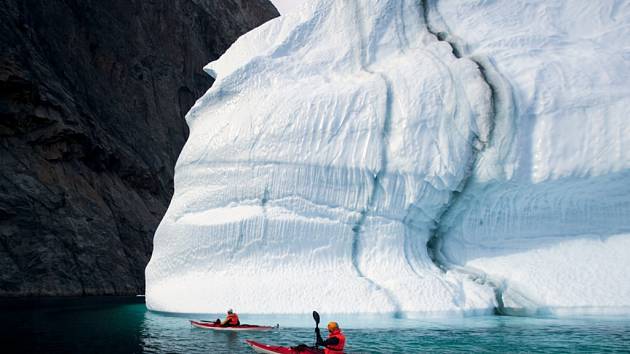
[214,309,240,327]
[315,321,346,354]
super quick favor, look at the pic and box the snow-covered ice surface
[146,0,630,315]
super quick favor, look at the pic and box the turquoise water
[1,297,629,353]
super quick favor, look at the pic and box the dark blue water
[1,297,629,353]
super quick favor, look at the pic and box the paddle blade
[312,311,320,325]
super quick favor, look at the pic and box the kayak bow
[245,340,323,354]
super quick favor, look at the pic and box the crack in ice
[421,0,540,315]
[348,0,403,317]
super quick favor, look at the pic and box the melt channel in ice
[146,0,497,314]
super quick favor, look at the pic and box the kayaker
[214,309,240,327]
[315,321,346,354]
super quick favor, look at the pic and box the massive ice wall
[146,0,496,314]
[427,0,630,313]
[147,0,630,315]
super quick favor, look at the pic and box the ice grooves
[420,0,509,314]
[350,0,403,317]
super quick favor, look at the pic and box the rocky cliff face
[0,0,278,296]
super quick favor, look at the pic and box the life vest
[226,313,239,325]
[324,329,346,354]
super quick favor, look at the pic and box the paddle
[313,311,320,348]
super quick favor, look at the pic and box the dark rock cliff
[0,0,278,296]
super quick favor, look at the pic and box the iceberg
[146,0,630,315]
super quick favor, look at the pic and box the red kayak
[190,320,278,331]
[245,340,323,354]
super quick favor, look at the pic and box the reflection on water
[1,297,630,353]
[0,297,145,353]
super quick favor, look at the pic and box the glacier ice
[146,0,630,315]
[427,0,630,314]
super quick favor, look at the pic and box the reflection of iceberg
[146,0,630,315]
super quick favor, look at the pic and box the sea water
[1,297,629,353]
